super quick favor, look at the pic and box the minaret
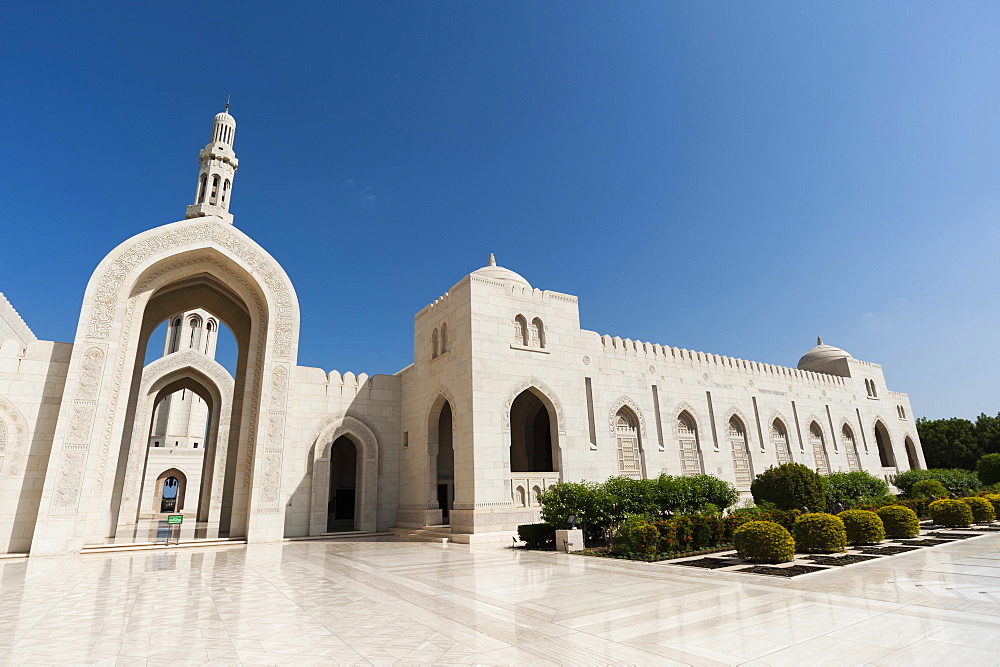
[185,103,238,224]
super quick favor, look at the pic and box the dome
[470,253,531,289]
[215,111,236,125]
[797,337,853,375]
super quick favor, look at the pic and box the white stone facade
[0,109,925,555]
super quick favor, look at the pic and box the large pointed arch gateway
[31,217,299,555]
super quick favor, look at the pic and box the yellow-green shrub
[733,521,795,564]
[910,479,949,499]
[928,499,973,527]
[875,505,920,538]
[793,513,847,553]
[983,494,1000,517]
[961,496,996,523]
[837,510,885,545]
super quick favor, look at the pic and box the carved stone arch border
[118,349,234,528]
[502,376,566,435]
[767,410,789,433]
[429,384,457,431]
[309,413,380,535]
[722,406,754,447]
[608,395,647,437]
[671,401,702,437]
[804,414,825,438]
[0,396,29,477]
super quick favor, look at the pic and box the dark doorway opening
[327,435,358,532]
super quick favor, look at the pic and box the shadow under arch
[152,467,188,513]
[426,391,455,526]
[309,415,379,534]
[504,381,563,475]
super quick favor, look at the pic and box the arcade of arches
[0,106,926,555]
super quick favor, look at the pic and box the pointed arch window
[771,419,792,464]
[440,323,448,355]
[513,315,528,346]
[530,318,544,348]
[222,179,231,204]
[874,420,896,468]
[677,411,703,475]
[431,328,439,359]
[809,422,829,474]
[615,409,642,478]
[197,173,208,204]
[728,416,752,489]
[842,424,861,471]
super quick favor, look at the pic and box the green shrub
[977,453,1000,486]
[824,471,890,506]
[651,474,739,515]
[961,496,996,523]
[982,494,1000,517]
[792,513,848,553]
[725,507,801,538]
[875,505,921,539]
[928,499,973,527]
[517,523,555,549]
[837,510,885,545]
[892,469,982,496]
[751,463,826,511]
[733,521,795,564]
[910,479,949,500]
[611,515,659,557]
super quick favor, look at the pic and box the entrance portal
[327,436,358,531]
[160,476,179,512]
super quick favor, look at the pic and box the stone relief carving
[0,398,28,477]
[66,405,96,445]
[671,401,702,436]
[266,413,285,446]
[722,406,754,447]
[52,451,86,509]
[501,377,565,433]
[77,347,106,400]
[269,365,288,411]
[260,454,281,504]
[608,395,647,437]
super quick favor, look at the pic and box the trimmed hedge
[961,496,996,523]
[910,479,949,500]
[837,510,885,545]
[793,513,848,553]
[733,521,795,564]
[726,507,801,534]
[517,523,555,549]
[982,494,1000,517]
[751,463,826,511]
[610,514,730,557]
[892,469,982,496]
[824,471,890,506]
[928,499,973,527]
[876,505,920,539]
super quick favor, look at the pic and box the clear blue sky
[2,2,998,420]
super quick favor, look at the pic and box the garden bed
[671,556,742,569]
[808,554,881,566]
[737,564,829,577]
[858,546,920,555]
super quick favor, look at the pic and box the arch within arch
[309,415,379,535]
[771,418,793,464]
[841,423,861,471]
[874,420,896,468]
[513,315,528,346]
[808,421,830,474]
[510,389,558,473]
[676,409,704,475]
[728,415,753,489]
[153,468,187,513]
[425,391,455,526]
[615,407,643,479]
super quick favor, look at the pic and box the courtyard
[0,535,998,665]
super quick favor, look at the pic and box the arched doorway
[509,390,557,472]
[874,421,896,468]
[771,419,792,464]
[904,436,920,470]
[436,403,454,522]
[614,408,643,479]
[154,469,187,513]
[677,411,704,475]
[728,416,753,489]
[809,422,830,474]
[327,435,358,532]
[842,424,861,471]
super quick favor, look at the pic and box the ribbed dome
[215,111,236,124]
[797,337,852,374]
[470,253,531,289]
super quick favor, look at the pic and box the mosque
[0,108,925,555]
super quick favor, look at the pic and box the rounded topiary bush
[837,510,886,545]
[983,494,1000,517]
[876,505,921,539]
[910,479,949,500]
[961,496,996,523]
[977,453,1000,486]
[751,463,826,511]
[928,499,973,527]
[733,521,795,564]
[792,513,847,553]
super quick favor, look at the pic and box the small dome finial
[488,253,496,267]
[817,336,823,346]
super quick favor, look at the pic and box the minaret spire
[185,105,239,225]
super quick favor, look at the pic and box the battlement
[0,293,36,347]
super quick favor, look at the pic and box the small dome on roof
[215,111,235,124]
[471,253,531,289]
[797,336,853,375]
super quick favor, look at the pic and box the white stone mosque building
[0,108,925,556]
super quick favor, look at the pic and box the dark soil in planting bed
[858,546,920,555]
[926,532,982,539]
[895,538,956,546]
[808,555,881,566]
[737,564,828,577]
[671,557,740,569]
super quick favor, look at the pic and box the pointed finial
[817,336,823,346]
[488,253,496,267]
[225,95,230,114]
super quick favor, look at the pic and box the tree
[975,412,1000,456]
[915,417,980,470]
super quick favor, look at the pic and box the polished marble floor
[1,533,999,665]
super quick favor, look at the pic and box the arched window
[904,436,920,470]
[188,316,202,350]
[728,416,752,488]
[197,173,208,204]
[222,179,231,204]
[210,175,220,204]
[513,315,528,346]
[771,419,792,464]
[440,323,448,355]
[168,317,182,353]
[677,411,703,475]
[531,485,542,505]
[615,408,642,478]
[874,420,896,468]
[809,422,829,474]
[431,328,439,359]
[531,318,544,348]
[204,320,215,354]
[842,424,861,471]
[515,486,526,507]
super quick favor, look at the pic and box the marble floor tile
[0,533,997,664]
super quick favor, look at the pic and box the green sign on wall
[167,515,183,525]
